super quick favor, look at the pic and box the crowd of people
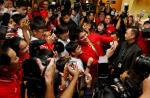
[0,0,150,98]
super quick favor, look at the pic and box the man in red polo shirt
[72,28,117,79]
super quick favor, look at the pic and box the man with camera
[36,56,93,98]
[112,26,142,77]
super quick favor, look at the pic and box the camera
[120,3,129,19]
[22,40,54,98]
[135,55,150,78]
[113,78,131,98]
[142,28,150,40]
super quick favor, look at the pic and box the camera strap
[42,66,48,77]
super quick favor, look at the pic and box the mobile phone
[68,61,77,69]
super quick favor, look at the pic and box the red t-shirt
[137,32,149,54]
[0,74,21,98]
[40,42,54,51]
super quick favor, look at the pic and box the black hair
[82,17,90,24]
[3,37,23,56]
[144,20,150,25]
[0,44,11,66]
[99,11,105,15]
[37,49,54,66]
[65,41,78,54]
[53,41,64,54]
[1,13,11,26]
[11,14,26,24]
[0,25,7,40]
[110,31,119,37]
[16,0,29,8]
[128,26,139,39]
[56,25,69,35]
[54,71,61,96]
[0,0,4,4]
[56,57,70,72]
[61,9,70,17]
[87,11,95,16]
[93,86,119,98]
[30,16,46,31]
[61,0,71,10]
[69,27,83,41]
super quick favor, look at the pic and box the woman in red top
[4,37,30,63]
[0,44,22,98]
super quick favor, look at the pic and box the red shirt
[137,32,149,54]
[106,24,116,36]
[40,42,54,51]
[79,32,113,78]
[79,32,113,65]
[0,74,21,98]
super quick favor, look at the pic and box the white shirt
[17,28,31,40]
[70,57,84,72]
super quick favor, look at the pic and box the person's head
[0,0,4,9]
[43,30,58,44]
[1,13,16,30]
[61,9,71,23]
[0,26,7,50]
[0,45,20,75]
[93,86,119,98]
[99,11,105,21]
[3,37,29,58]
[65,41,82,57]
[127,15,134,25]
[4,0,13,8]
[39,0,49,10]
[82,18,92,33]
[61,0,71,10]
[0,26,7,40]
[110,32,119,41]
[69,27,88,43]
[143,21,150,29]
[87,11,95,21]
[71,9,77,17]
[78,29,89,43]
[105,15,111,24]
[1,13,11,26]
[31,16,46,39]
[125,27,139,43]
[97,22,105,32]
[53,41,64,55]
[11,14,26,27]
[27,6,32,13]
[56,25,69,41]
[16,1,28,15]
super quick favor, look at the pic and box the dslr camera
[22,40,54,98]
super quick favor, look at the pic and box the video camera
[93,55,150,98]
[135,55,150,78]
[114,55,150,98]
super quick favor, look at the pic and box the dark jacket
[112,41,142,74]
